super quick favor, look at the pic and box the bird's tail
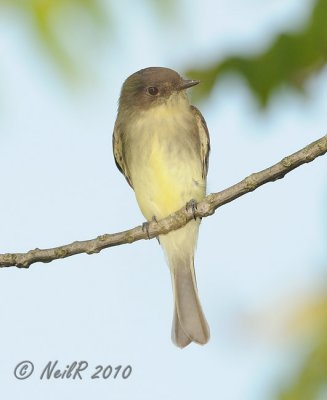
[159,219,210,348]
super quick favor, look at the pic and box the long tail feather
[171,259,210,347]
[160,220,210,348]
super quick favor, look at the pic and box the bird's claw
[186,199,197,220]
[142,216,158,239]
[142,222,150,239]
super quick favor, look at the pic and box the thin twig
[1,134,326,269]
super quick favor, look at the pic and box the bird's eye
[147,86,159,96]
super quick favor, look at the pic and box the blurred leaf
[187,0,327,107]
[145,0,176,19]
[278,324,327,400]
[272,291,327,400]
[1,0,108,79]
[287,295,327,338]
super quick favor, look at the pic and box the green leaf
[186,0,327,107]
[2,0,108,80]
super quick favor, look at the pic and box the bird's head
[118,67,199,113]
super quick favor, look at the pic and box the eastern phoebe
[113,67,210,348]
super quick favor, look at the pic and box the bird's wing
[190,105,210,179]
[112,121,133,188]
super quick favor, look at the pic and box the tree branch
[1,134,326,269]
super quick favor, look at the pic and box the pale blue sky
[0,1,326,399]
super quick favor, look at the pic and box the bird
[112,67,210,348]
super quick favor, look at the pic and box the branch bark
[1,134,326,269]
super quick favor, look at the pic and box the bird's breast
[124,104,205,220]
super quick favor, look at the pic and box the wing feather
[190,105,210,179]
[112,121,133,188]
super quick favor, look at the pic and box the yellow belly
[124,98,206,220]
[130,133,205,221]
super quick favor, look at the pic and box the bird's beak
[179,79,200,90]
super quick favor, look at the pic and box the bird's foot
[142,216,158,239]
[151,216,160,244]
[142,221,150,239]
[185,199,197,220]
